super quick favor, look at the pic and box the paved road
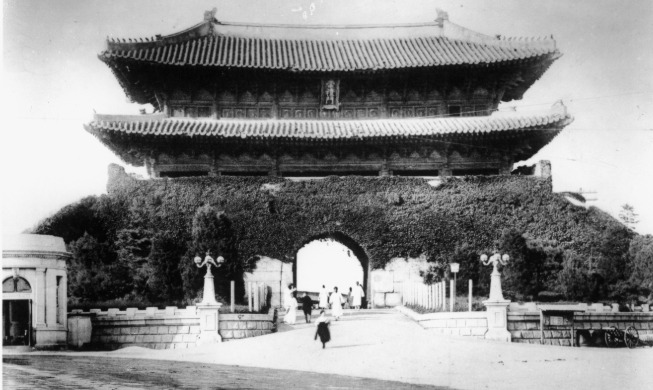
[4,309,653,389]
[3,355,445,390]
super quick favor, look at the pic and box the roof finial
[435,8,449,24]
[204,7,217,22]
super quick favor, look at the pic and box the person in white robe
[284,291,298,324]
[318,285,329,309]
[352,281,365,310]
[284,283,295,308]
[329,287,343,320]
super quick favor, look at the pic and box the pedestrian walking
[344,287,352,309]
[284,291,298,324]
[352,281,365,310]
[284,283,296,313]
[318,285,329,309]
[300,292,313,323]
[314,310,331,349]
[329,286,343,320]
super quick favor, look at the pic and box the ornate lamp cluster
[193,251,224,305]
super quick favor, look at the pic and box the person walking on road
[329,287,343,320]
[344,287,353,309]
[300,293,313,323]
[318,285,329,309]
[314,310,331,349]
[284,283,296,313]
[284,291,298,325]
[352,281,365,310]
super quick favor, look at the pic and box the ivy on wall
[35,164,634,305]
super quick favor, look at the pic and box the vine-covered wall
[35,164,632,305]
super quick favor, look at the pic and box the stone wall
[243,257,292,308]
[68,306,276,350]
[508,310,653,346]
[397,306,488,338]
[219,311,277,339]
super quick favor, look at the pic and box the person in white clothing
[352,281,365,310]
[329,287,343,320]
[284,283,296,313]
[284,291,297,324]
[318,285,329,309]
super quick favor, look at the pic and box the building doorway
[3,300,31,346]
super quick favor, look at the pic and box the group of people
[283,282,365,324]
[318,282,365,320]
[282,282,365,349]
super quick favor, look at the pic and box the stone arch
[292,231,370,301]
[2,277,31,293]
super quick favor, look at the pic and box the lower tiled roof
[87,109,571,141]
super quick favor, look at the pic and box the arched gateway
[243,232,370,308]
[293,232,370,305]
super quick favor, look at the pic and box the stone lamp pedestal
[483,263,511,342]
[196,262,222,344]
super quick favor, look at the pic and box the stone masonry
[69,306,276,350]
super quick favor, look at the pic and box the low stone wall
[397,306,488,338]
[508,311,653,346]
[68,306,276,350]
[219,312,277,339]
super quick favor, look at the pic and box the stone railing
[396,306,488,338]
[68,306,276,350]
[508,310,653,346]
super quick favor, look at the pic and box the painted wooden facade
[87,9,571,178]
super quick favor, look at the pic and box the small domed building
[2,234,69,348]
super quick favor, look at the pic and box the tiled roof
[87,107,572,141]
[102,19,559,71]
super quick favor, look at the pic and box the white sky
[297,240,363,293]
[2,0,653,236]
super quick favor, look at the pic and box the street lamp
[450,262,460,285]
[194,251,225,305]
[480,253,509,301]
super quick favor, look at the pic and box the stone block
[157,326,168,334]
[511,331,522,339]
[514,322,527,330]
[144,335,156,343]
[135,335,145,343]
[189,326,200,334]
[560,339,571,346]
[172,334,185,343]
[244,330,254,337]
[130,327,140,335]
[458,328,472,336]
[183,334,198,343]
[153,335,163,342]
[124,335,136,343]
[221,330,233,339]
[161,334,174,342]
[247,322,257,330]
[178,326,190,334]
[526,322,540,330]
[233,330,245,339]
[166,326,177,334]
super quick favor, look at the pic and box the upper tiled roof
[86,105,571,141]
[101,11,559,72]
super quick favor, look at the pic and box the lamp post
[480,252,512,342]
[450,262,460,286]
[193,251,225,305]
[450,262,459,308]
[480,253,509,301]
